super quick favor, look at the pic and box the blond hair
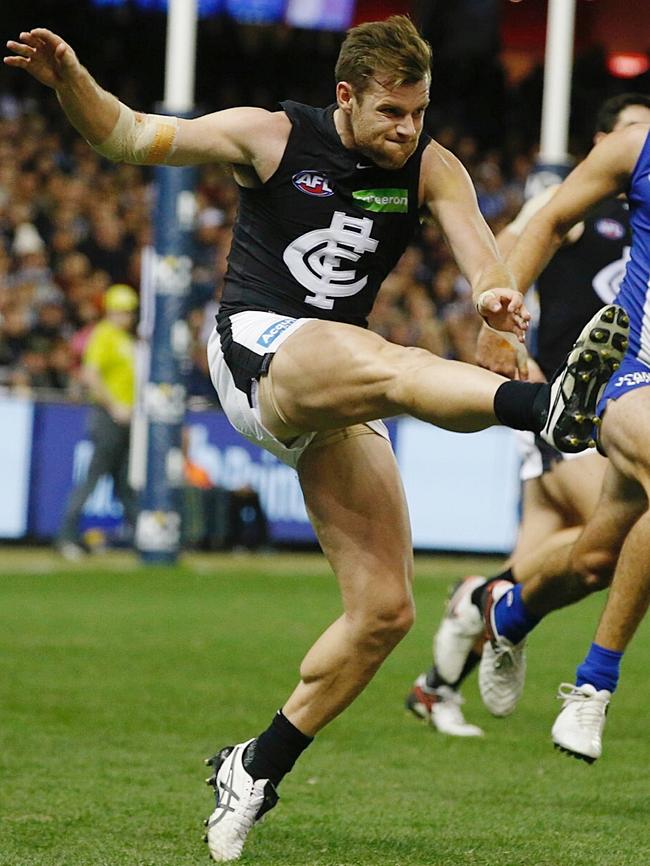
[335,15,432,95]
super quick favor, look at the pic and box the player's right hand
[4,29,79,89]
[475,288,530,343]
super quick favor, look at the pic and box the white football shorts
[207,310,389,469]
[515,429,591,483]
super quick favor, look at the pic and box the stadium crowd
[0,94,534,402]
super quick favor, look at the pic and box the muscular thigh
[601,388,650,492]
[297,429,413,612]
[264,319,436,431]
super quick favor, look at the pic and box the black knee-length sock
[493,381,550,432]
[243,710,313,787]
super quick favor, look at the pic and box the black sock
[425,664,446,690]
[425,650,481,691]
[243,710,313,787]
[494,381,549,432]
[471,568,517,610]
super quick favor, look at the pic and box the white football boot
[540,304,629,453]
[551,683,611,763]
[204,739,278,861]
[430,685,484,737]
[433,575,486,684]
[405,675,483,737]
[478,581,526,717]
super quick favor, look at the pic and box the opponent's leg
[552,391,650,762]
[519,462,641,617]
[429,452,605,720]
[476,459,640,717]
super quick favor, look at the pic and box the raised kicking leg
[264,312,626,443]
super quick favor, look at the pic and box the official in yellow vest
[57,284,139,558]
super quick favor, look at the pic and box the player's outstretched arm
[4,28,286,170]
[421,141,530,343]
[506,124,648,293]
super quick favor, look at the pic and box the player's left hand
[476,323,529,379]
[475,288,530,343]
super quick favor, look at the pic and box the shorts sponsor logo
[292,170,334,197]
[614,370,650,387]
[352,188,408,213]
[257,318,296,346]
[595,218,625,240]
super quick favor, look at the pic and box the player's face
[348,76,430,169]
[612,104,650,131]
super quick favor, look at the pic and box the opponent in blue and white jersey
[601,127,650,405]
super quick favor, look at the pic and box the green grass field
[1,549,649,866]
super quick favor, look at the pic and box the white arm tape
[90,101,179,165]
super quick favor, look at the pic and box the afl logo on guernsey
[292,170,334,197]
[595,218,625,240]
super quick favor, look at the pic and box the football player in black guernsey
[6,17,628,861]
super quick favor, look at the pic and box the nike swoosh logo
[356,163,373,169]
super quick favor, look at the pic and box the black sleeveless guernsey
[220,100,430,328]
[535,197,630,379]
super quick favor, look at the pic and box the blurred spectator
[79,215,132,284]
[56,284,140,560]
[430,262,480,363]
[31,299,69,348]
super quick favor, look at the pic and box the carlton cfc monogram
[282,211,379,310]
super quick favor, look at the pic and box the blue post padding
[136,157,198,564]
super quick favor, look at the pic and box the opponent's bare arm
[496,185,559,259]
[420,140,529,342]
[481,183,591,379]
[4,29,289,178]
[506,124,647,293]
[474,186,559,378]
